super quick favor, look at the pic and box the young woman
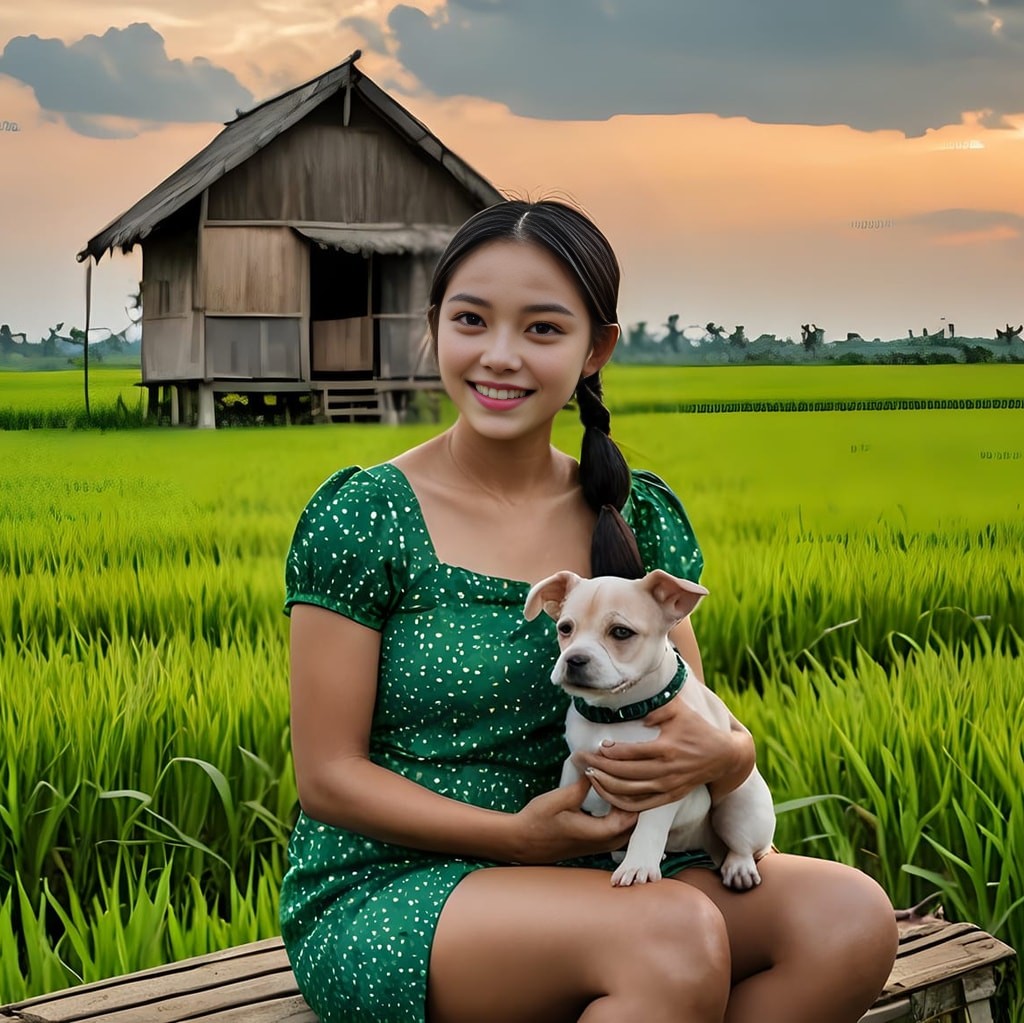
[281,199,898,1023]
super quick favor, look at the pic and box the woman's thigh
[427,865,731,1023]
[672,852,898,988]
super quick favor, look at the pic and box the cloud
[904,208,1024,254]
[383,0,1024,136]
[905,208,1024,231]
[0,23,253,137]
[339,14,392,53]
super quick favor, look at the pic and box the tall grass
[1,391,1021,1014]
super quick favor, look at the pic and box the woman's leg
[672,852,899,1023]
[427,865,731,1023]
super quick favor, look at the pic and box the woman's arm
[572,617,756,810]
[289,603,637,864]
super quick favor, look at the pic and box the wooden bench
[1,920,1015,1023]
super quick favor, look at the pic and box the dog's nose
[566,654,590,670]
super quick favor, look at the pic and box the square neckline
[373,461,536,590]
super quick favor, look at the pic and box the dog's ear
[524,571,583,621]
[642,569,709,624]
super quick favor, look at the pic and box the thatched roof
[292,224,456,256]
[78,51,503,263]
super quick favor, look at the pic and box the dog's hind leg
[719,851,762,890]
[711,770,776,890]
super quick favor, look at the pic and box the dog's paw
[611,860,663,886]
[720,852,761,890]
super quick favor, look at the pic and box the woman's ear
[582,323,620,377]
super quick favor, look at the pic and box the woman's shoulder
[627,467,688,513]
[626,468,704,581]
[284,463,412,624]
[299,463,405,514]
[290,463,414,552]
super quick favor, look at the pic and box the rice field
[1,366,1022,1016]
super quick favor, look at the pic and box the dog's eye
[609,626,635,641]
[557,620,573,636]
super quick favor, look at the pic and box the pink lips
[468,382,532,411]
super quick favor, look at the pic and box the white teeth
[475,384,528,400]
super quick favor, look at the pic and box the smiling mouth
[470,382,533,400]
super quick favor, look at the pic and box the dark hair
[427,199,644,579]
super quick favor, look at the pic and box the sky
[1,0,1023,344]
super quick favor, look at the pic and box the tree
[662,314,683,353]
[801,323,822,355]
[0,324,27,354]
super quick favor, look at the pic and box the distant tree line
[616,318,1024,366]
[0,322,141,366]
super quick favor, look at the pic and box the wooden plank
[311,318,372,372]
[5,973,306,1023]
[2,922,1014,1023]
[178,994,316,1022]
[875,921,1014,1004]
[0,940,293,1022]
[914,976,971,1018]
[858,996,912,1022]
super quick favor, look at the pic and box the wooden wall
[142,228,195,318]
[202,226,307,314]
[141,317,200,381]
[140,226,199,382]
[206,92,479,225]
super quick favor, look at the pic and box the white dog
[524,569,775,888]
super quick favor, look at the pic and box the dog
[524,569,775,888]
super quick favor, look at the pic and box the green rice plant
[0,852,281,1001]
[601,363,1024,408]
[1,385,1021,1011]
[0,368,142,411]
[720,636,1024,964]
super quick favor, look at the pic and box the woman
[281,199,898,1023]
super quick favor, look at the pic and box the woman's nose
[479,329,522,372]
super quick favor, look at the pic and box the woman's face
[435,239,616,443]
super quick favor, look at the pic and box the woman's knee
[777,859,898,982]
[616,882,731,1014]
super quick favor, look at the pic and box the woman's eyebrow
[446,292,575,316]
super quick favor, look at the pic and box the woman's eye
[454,312,484,327]
[529,322,562,337]
[609,626,635,641]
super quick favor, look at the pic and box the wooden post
[197,384,216,429]
[83,259,92,419]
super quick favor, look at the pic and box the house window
[205,317,300,379]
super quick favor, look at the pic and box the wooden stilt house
[76,50,503,426]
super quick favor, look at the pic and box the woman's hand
[572,698,756,813]
[508,776,637,864]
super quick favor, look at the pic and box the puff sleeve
[625,469,704,583]
[283,466,407,630]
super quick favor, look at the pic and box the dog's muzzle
[557,652,600,689]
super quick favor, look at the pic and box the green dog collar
[571,654,688,723]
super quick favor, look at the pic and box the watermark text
[850,218,895,230]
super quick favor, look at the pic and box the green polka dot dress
[279,462,714,1023]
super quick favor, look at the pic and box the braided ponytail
[576,372,644,579]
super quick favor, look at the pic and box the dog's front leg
[560,756,610,817]
[611,802,680,886]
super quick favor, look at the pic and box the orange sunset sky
[0,0,1023,344]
